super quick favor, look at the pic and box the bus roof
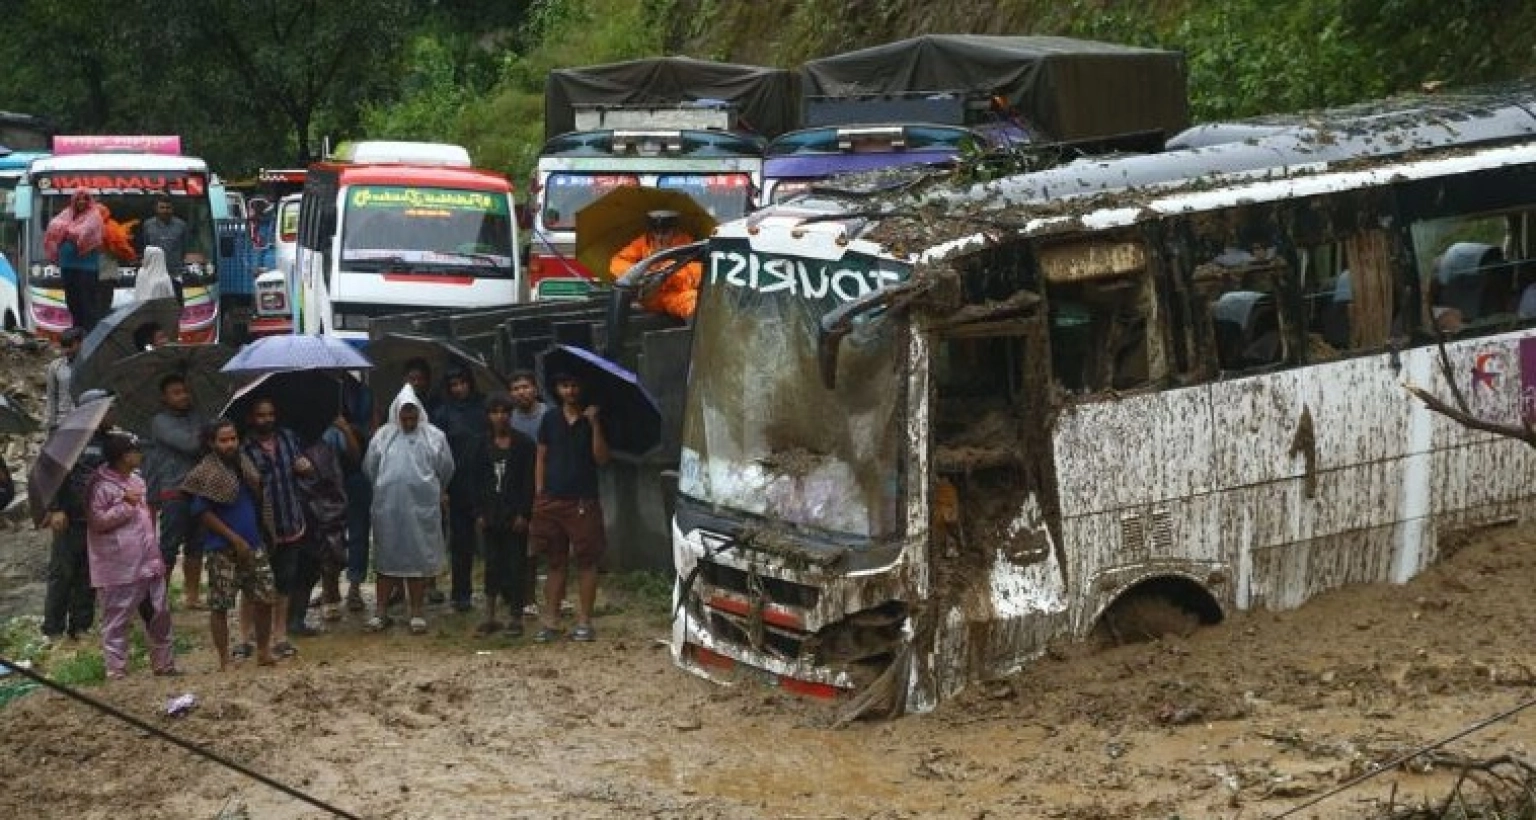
[920,140,1536,266]
[311,163,512,192]
[741,87,1536,263]
[0,151,48,172]
[29,153,210,173]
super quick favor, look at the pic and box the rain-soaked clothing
[362,385,454,578]
[87,464,172,677]
[609,231,701,320]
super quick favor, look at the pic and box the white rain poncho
[133,246,177,302]
[362,384,454,577]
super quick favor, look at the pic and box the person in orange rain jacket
[609,210,701,321]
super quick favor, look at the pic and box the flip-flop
[409,617,428,635]
[274,641,298,658]
[230,642,254,660]
[364,615,392,632]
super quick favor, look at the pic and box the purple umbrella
[536,344,661,457]
[221,333,373,377]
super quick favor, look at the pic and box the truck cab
[249,192,301,337]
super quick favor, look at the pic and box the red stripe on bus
[382,273,473,285]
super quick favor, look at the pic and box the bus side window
[1190,247,1289,376]
[1047,275,1150,394]
[1409,212,1535,338]
[1301,230,1395,360]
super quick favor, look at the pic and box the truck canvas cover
[800,34,1190,142]
[544,56,801,141]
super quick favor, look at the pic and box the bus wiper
[817,278,932,389]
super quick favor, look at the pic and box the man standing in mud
[435,365,488,613]
[40,388,113,643]
[240,398,314,659]
[529,372,609,643]
[145,374,208,610]
[182,418,277,668]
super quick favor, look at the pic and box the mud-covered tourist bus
[296,141,521,345]
[11,136,228,341]
[669,90,1536,715]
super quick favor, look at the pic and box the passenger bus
[528,127,763,301]
[296,141,521,345]
[669,90,1536,714]
[11,136,228,341]
[0,151,49,329]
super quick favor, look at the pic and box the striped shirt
[242,429,307,542]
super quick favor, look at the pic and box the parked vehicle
[250,192,302,338]
[10,135,230,341]
[670,87,1536,715]
[529,57,801,301]
[0,151,48,330]
[296,140,522,346]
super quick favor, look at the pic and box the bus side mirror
[816,280,928,389]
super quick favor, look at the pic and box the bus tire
[1093,577,1222,647]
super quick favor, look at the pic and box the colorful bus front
[528,129,762,301]
[15,136,224,341]
[300,163,520,344]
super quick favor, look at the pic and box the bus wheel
[1093,577,1222,647]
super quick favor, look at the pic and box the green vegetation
[1,1,1532,185]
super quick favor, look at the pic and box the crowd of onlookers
[38,335,614,678]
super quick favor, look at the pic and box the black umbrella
[222,369,356,445]
[98,344,235,437]
[536,344,661,457]
[368,332,505,411]
[70,297,182,401]
[0,393,38,435]
[28,395,114,526]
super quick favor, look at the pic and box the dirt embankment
[1,516,1535,819]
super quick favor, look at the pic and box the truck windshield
[341,185,515,274]
[656,173,753,221]
[541,174,638,230]
[678,238,911,540]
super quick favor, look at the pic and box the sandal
[274,641,298,659]
[153,667,184,677]
[409,617,428,635]
[532,627,562,644]
[364,615,392,632]
[570,625,596,642]
[231,642,254,661]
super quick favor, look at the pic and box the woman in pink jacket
[87,432,178,679]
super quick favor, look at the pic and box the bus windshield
[29,170,216,264]
[679,238,911,540]
[341,184,515,273]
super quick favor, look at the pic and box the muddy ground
[1,516,1534,819]
[2,332,1536,819]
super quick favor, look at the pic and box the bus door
[929,314,1061,580]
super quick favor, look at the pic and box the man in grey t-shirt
[508,370,547,440]
[137,194,189,300]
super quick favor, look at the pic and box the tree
[162,0,416,163]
